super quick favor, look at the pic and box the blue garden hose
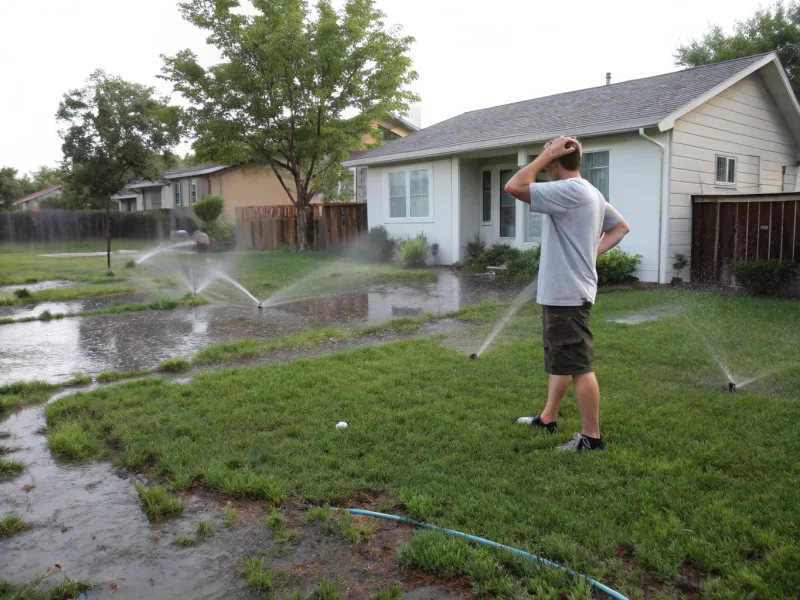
[332,507,628,600]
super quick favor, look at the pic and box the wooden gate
[691,193,800,284]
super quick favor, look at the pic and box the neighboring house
[343,53,800,283]
[113,115,419,224]
[13,185,64,211]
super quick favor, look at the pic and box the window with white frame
[174,182,182,206]
[716,155,736,185]
[583,151,610,199]
[481,170,492,224]
[190,180,198,204]
[388,168,430,219]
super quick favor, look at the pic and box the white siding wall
[668,73,798,279]
[459,159,481,262]
[366,159,455,264]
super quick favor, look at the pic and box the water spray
[470,279,538,359]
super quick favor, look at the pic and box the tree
[0,167,24,210]
[675,1,800,90]
[162,0,418,250]
[57,71,183,267]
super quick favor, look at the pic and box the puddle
[0,280,74,294]
[0,272,514,385]
[0,395,472,599]
[606,305,683,325]
[0,292,155,321]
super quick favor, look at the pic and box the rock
[193,231,210,245]
[335,421,348,430]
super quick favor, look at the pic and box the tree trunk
[295,194,314,251]
[105,198,111,269]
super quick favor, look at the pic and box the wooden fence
[236,203,368,251]
[691,193,800,284]
[0,209,198,244]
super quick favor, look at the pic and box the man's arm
[597,219,630,256]
[504,136,579,203]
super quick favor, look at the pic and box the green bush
[730,260,797,296]
[396,233,431,267]
[465,237,486,261]
[194,195,225,223]
[363,226,398,262]
[203,220,235,243]
[507,247,541,285]
[483,243,521,266]
[13,288,31,300]
[596,248,641,286]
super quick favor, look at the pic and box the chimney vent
[606,72,611,86]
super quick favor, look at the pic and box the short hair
[558,139,581,171]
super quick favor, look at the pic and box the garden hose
[331,507,628,600]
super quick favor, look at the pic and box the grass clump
[223,505,237,528]
[0,458,26,476]
[133,483,183,520]
[95,369,150,383]
[64,373,92,387]
[0,577,93,599]
[242,556,281,594]
[46,422,99,459]
[158,358,191,373]
[124,259,136,269]
[0,513,28,538]
[372,586,404,600]
[193,338,263,365]
[267,507,285,531]
[0,380,56,412]
[148,296,179,310]
[196,520,214,539]
[314,578,341,600]
[306,506,329,523]
[13,288,32,299]
[174,533,196,547]
[325,511,375,544]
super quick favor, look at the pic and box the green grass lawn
[41,289,800,598]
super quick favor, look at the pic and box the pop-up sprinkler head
[257,302,263,309]
[728,382,736,393]
[470,353,478,360]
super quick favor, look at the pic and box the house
[114,115,419,224]
[13,185,64,211]
[343,53,800,283]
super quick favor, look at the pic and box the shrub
[729,260,797,296]
[672,253,688,278]
[596,248,641,286]
[203,220,235,242]
[13,288,32,300]
[396,233,431,267]
[465,237,486,261]
[507,247,541,285]
[483,243,521,266]
[363,226,398,262]
[194,195,225,223]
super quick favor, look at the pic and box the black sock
[584,435,604,449]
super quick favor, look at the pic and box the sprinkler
[728,382,736,393]
[470,353,478,360]
[257,302,263,309]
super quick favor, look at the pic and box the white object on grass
[335,421,348,430]
[516,417,535,424]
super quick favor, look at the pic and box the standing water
[473,279,538,357]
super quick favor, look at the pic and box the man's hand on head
[544,136,581,160]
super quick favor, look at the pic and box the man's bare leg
[539,374,570,424]
[573,372,600,438]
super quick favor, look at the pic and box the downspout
[638,128,669,283]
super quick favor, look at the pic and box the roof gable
[13,185,64,204]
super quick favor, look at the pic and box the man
[504,136,630,451]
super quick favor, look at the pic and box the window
[388,168,430,219]
[174,182,181,206]
[379,126,400,142]
[716,155,736,185]
[583,151,609,199]
[190,180,198,204]
[499,169,516,238]
[481,170,492,224]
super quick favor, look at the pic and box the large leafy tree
[675,1,800,90]
[162,0,418,250]
[57,71,182,267]
[0,167,24,210]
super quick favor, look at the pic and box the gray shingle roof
[348,54,771,164]
[162,163,227,179]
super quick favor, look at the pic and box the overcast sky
[0,0,766,175]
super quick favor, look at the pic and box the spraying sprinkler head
[470,353,478,360]
[257,302,263,309]
[728,382,736,393]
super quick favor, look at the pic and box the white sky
[0,0,765,175]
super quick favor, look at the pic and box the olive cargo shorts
[541,305,594,376]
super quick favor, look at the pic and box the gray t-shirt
[530,178,622,306]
